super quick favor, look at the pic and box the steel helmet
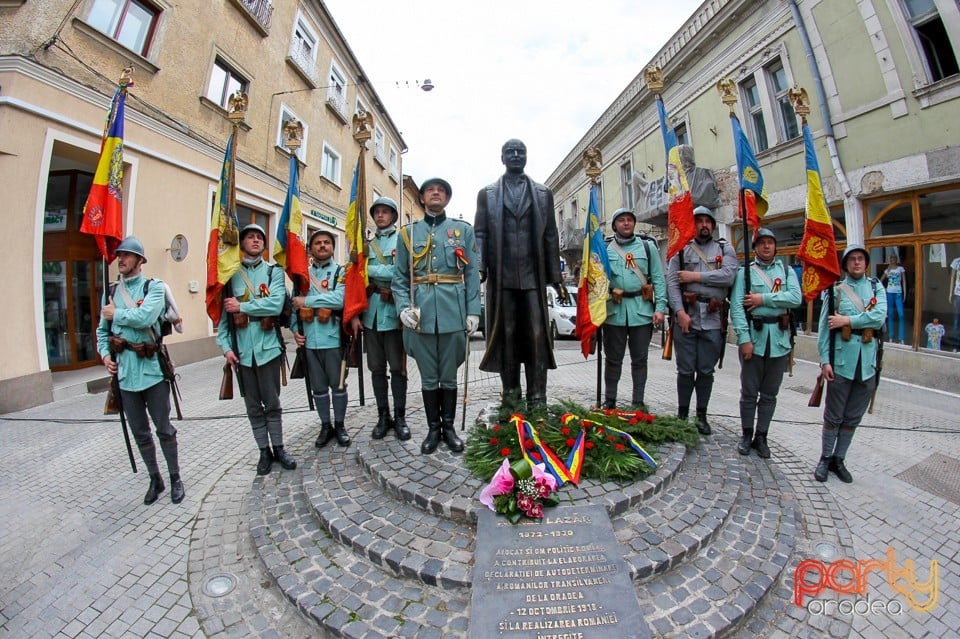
[116,236,147,263]
[240,223,267,242]
[841,244,870,269]
[308,228,336,247]
[419,177,452,199]
[753,227,777,247]
[611,207,636,225]
[369,196,399,223]
[693,206,716,224]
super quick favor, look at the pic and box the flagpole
[583,154,604,408]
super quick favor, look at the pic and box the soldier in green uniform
[292,229,350,448]
[97,236,184,505]
[730,229,801,458]
[393,178,481,454]
[814,244,886,483]
[216,224,297,475]
[361,197,410,441]
[602,208,667,410]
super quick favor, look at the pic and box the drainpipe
[786,0,860,242]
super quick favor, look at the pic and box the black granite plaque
[470,504,651,639]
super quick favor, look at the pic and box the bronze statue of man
[475,139,564,407]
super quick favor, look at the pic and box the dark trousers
[738,352,788,434]
[121,381,178,477]
[603,323,653,405]
[499,288,549,401]
[238,355,283,449]
[366,328,406,408]
[305,347,347,424]
[674,328,724,410]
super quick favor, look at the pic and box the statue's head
[678,144,696,172]
[501,139,527,174]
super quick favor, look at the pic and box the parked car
[546,286,579,339]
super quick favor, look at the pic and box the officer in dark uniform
[393,178,480,454]
[666,206,738,434]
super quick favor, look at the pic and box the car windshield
[558,290,577,308]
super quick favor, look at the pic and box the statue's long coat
[475,175,562,372]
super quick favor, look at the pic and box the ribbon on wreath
[584,411,658,469]
[512,415,575,486]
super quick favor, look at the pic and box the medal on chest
[625,252,637,269]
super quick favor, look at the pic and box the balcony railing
[229,0,272,34]
[326,88,348,122]
[286,40,318,87]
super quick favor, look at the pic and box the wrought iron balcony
[230,0,273,35]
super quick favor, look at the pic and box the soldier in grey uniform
[666,206,738,434]
[602,208,668,410]
[97,236,184,505]
[217,224,297,475]
[475,139,564,408]
[360,197,410,441]
[729,229,801,457]
[393,178,481,454]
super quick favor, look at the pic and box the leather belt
[108,335,158,358]
[413,274,462,285]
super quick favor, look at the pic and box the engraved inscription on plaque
[470,504,651,639]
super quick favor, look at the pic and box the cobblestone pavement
[1,338,957,638]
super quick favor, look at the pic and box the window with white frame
[768,61,800,142]
[277,105,308,161]
[206,57,248,109]
[321,143,341,184]
[373,126,386,166]
[388,145,399,179]
[327,62,348,117]
[289,13,319,80]
[86,0,161,56]
[674,121,689,147]
[738,57,800,152]
[901,0,959,82]
[356,97,369,116]
[569,198,579,227]
[741,76,769,152]
[620,161,634,209]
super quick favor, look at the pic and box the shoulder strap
[609,241,649,286]
[688,243,718,270]
[369,238,388,264]
[237,268,258,298]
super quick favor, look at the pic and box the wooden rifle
[809,285,835,407]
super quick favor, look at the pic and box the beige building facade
[548,0,960,356]
[0,0,415,412]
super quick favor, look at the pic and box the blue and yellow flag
[731,113,768,230]
[341,153,369,332]
[205,130,242,323]
[574,185,611,358]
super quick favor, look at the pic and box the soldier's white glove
[466,315,480,336]
[400,307,420,330]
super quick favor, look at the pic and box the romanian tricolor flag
[80,85,128,262]
[731,113,768,233]
[656,98,695,260]
[796,124,840,301]
[205,130,242,323]
[574,185,611,358]
[273,154,309,295]
[341,153,369,333]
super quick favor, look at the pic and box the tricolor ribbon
[625,252,637,269]
[454,246,469,268]
[866,296,877,310]
[773,277,782,292]
[259,283,270,297]
[512,415,575,486]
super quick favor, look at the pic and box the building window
[674,121,688,147]
[388,145,399,180]
[236,203,272,248]
[277,105,308,161]
[902,0,960,82]
[739,58,800,152]
[206,58,248,109]
[620,161,634,209]
[373,126,386,166]
[288,13,319,83]
[768,61,800,142]
[326,62,348,119]
[741,77,769,152]
[321,143,341,184]
[356,97,368,116]
[86,0,160,56]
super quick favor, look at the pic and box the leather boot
[695,409,712,435]
[393,408,411,441]
[392,376,410,440]
[256,448,273,475]
[752,433,771,459]
[144,474,165,505]
[334,422,351,447]
[273,446,297,470]
[829,456,853,483]
[372,407,393,439]
[737,429,753,456]
[814,456,830,482]
[420,389,442,454]
[440,388,464,453]
[315,423,334,448]
[169,474,185,504]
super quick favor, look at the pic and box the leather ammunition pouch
[316,308,333,324]
[299,307,317,323]
[378,287,394,303]
[259,317,275,331]
[840,327,874,343]
[108,335,158,358]
[640,283,654,301]
[751,315,781,331]
[232,312,249,328]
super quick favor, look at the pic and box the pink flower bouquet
[479,458,560,523]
